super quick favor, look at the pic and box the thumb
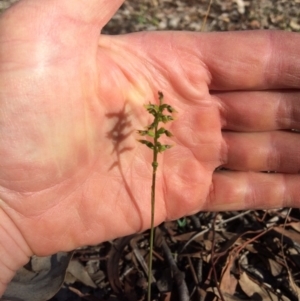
[0,0,125,65]
[54,0,125,29]
[3,0,124,29]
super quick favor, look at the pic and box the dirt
[102,0,300,33]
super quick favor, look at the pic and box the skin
[0,0,300,295]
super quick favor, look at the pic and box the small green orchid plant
[137,91,176,301]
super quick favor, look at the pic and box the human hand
[1,0,300,294]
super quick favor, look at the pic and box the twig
[280,208,300,300]
[211,214,225,301]
[187,256,203,300]
[201,0,213,32]
[130,238,155,282]
[189,214,201,230]
[181,210,252,252]
[161,238,189,301]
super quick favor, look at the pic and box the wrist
[0,207,32,296]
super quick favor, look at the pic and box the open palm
[1,0,300,265]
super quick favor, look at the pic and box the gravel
[101,0,300,33]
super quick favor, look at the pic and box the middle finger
[216,90,300,132]
[222,131,300,173]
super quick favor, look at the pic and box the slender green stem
[137,92,175,301]
[147,114,159,301]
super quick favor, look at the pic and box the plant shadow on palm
[105,103,144,231]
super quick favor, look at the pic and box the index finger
[199,30,300,90]
[110,30,300,92]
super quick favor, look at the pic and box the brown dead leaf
[289,222,300,233]
[220,254,238,295]
[274,226,300,245]
[106,235,136,295]
[66,260,97,288]
[2,252,73,301]
[239,271,290,301]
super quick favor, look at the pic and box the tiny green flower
[138,139,155,149]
